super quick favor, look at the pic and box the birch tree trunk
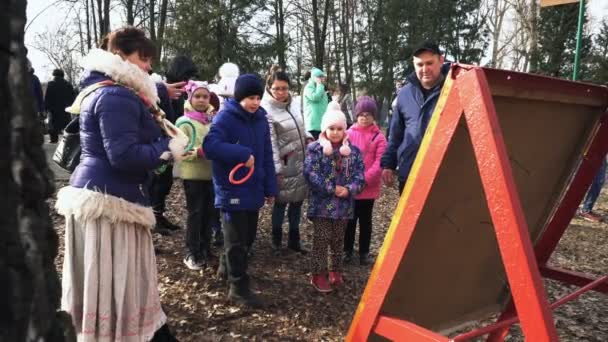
[0,0,75,341]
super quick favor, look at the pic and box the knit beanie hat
[310,67,326,78]
[234,74,264,102]
[184,80,209,101]
[354,96,378,117]
[216,62,239,97]
[319,101,351,156]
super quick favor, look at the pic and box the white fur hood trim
[81,48,159,104]
[55,186,156,227]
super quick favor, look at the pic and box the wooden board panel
[540,0,579,7]
[372,93,602,336]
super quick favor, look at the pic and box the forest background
[25,0,608,120]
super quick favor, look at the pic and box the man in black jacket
[149,56,199,234]
[44,69,75,143]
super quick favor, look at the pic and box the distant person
[28,59,44,116]
[381,41,450,192]
[387,79,404,138]
[303,67,328,139]
[44,69,76,143]
[333,83,354,128]
[149,56,196,234]
[211,62,240,110]
[578,156,607,222]
[165,55,198,120]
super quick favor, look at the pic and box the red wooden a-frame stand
[347,65,608,342]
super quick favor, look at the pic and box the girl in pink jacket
[344,96,387,265]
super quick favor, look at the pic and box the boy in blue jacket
[203,74,277,307]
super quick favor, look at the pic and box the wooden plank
[540,0,579,7]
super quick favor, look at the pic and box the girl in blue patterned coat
[304,102,365,293]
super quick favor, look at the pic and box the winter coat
[303,80,328,132]
[347,123,387,199]
[156,82,176,123]
[166,56,199,120]
[203,98,278,211]
[262,90,308,203]
[337,93,354,127]
[381,63,450,182]
[304,142,365,220]
[44,76,76,133]
[176,107,213,181]
[70,50,170,207]
[31,72,44,113]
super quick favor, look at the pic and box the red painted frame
[346,65,608,342]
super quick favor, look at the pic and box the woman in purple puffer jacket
[55,27,185,341]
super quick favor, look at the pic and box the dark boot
[156,215,181,231]
[360,253,371,266]
[152,225,172,236]
[150,324,179,342]
[216,254,227,281]
[271,237,282,256]
[287,241,308,255]
[343,251,353,264]
[213,229,224,247]
[228,284,263,308]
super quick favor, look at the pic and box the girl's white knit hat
[321,101,347,132]
[319,101,351,156]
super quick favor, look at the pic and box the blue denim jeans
[581,158,607,213]
[271,201,303,246]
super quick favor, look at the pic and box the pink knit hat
[319,101,351,156]
[184,80,209,101]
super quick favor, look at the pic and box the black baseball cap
[413,41,441,57]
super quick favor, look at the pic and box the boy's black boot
[216,254,227,281]
[228,284,264,309]
[213,229,224,247]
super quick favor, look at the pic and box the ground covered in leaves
[50,179,607,341]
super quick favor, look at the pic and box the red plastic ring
[229,163,254,185]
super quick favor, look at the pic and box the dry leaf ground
[49,179,608,341]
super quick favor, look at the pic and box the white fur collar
[81,49,159,104]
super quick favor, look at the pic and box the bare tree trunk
[296,20,303,94]
[85,0,92,49]
[348,0,355,96]
[311,0,332,67]
[156,0,169,65]
[103,0,110,36]
[91,0,98,46]
[0,0,76,341]
[275,0,286,68]
[96,0,103,37]
[340,0,350,87]
[528,0,539,72]
[78,10,85,56]
[126,0,135,25]
[215,0,223,61]
[149,0,156,42]
[331,1,342,85]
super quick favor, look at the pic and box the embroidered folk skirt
[57,186,166,341]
